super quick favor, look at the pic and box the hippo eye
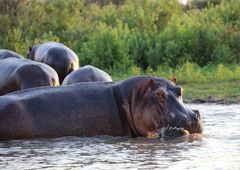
[173,87,183,99]
[154,89,166,102]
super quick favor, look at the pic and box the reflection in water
[0,104,239,169]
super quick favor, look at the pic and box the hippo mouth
[160,125,190,139]
[147,123,202,140]
[147,125,190,139]
[161,122,203,139]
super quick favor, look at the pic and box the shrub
[80,22,132,70]
[0,0,239,70]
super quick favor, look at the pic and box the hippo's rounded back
[28,42,79,83]
[62,65,112,85]
[0,49,24,60]
[0,58,59,95]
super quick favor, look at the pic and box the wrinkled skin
[0,49,24,60]
[28,42,79,83]
[0,75,202,141]
[62,65,112,85]
[0,58,59,96]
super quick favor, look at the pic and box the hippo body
[0,49,24,60]
[0,76,202,140]
[62,65,112,85]
[28,42,79,83]
[0,58,59,95]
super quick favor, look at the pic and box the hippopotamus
[0,75,202,141]
[0,49,24,60]
[62,65,112,85]
[0,58,59,95]
[28,41,79,83]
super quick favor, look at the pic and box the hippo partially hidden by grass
[0,76,202,141]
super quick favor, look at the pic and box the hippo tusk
[147,132,160,139]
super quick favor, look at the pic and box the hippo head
[123,77,202,139]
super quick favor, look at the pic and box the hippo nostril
[192,109,201,120]
[192,115,199,124]
[190,114,199,124]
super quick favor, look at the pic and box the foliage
[80,22,131,70]
[0,0,239,70]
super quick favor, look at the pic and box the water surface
[0,104,239,169]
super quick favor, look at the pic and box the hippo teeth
[165,125,189,135]
[167,126,189,135]
[157,124,190,139]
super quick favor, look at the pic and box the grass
[109,63,240,103]
[182,80,240,103]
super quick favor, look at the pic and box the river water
[0,104,239,170]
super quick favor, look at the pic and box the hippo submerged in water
[0,49,24,60]
[0,76,202,141]
[62,65,112,85]
[28,41,79,83]
[0,58,59,95]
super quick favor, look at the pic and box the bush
[80,22,132,70]
[0,0,239,70]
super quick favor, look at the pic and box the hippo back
[0,49,24,60]
[0,58,59,95]
[62,65,112,85]
[0,81,124,140]
[28,42,79,83]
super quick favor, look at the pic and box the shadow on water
[0,104,239,169]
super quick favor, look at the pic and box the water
[0,104,239,170]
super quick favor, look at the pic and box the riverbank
[183,81,240,104]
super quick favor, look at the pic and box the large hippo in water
[0,58,59,95]
[28,42,79,83]
[0,49,24,60]
[0,75,202,141]
[62,65,112,85]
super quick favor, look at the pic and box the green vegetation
[0,0,239,102]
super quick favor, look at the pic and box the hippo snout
[189,109,203,134]
[164,109,203,138]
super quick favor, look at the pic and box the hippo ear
[172,75,177,84]
[154,88,167,103]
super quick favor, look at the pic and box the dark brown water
[0,104,239,169]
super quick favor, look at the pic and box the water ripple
[0,104,240,169]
